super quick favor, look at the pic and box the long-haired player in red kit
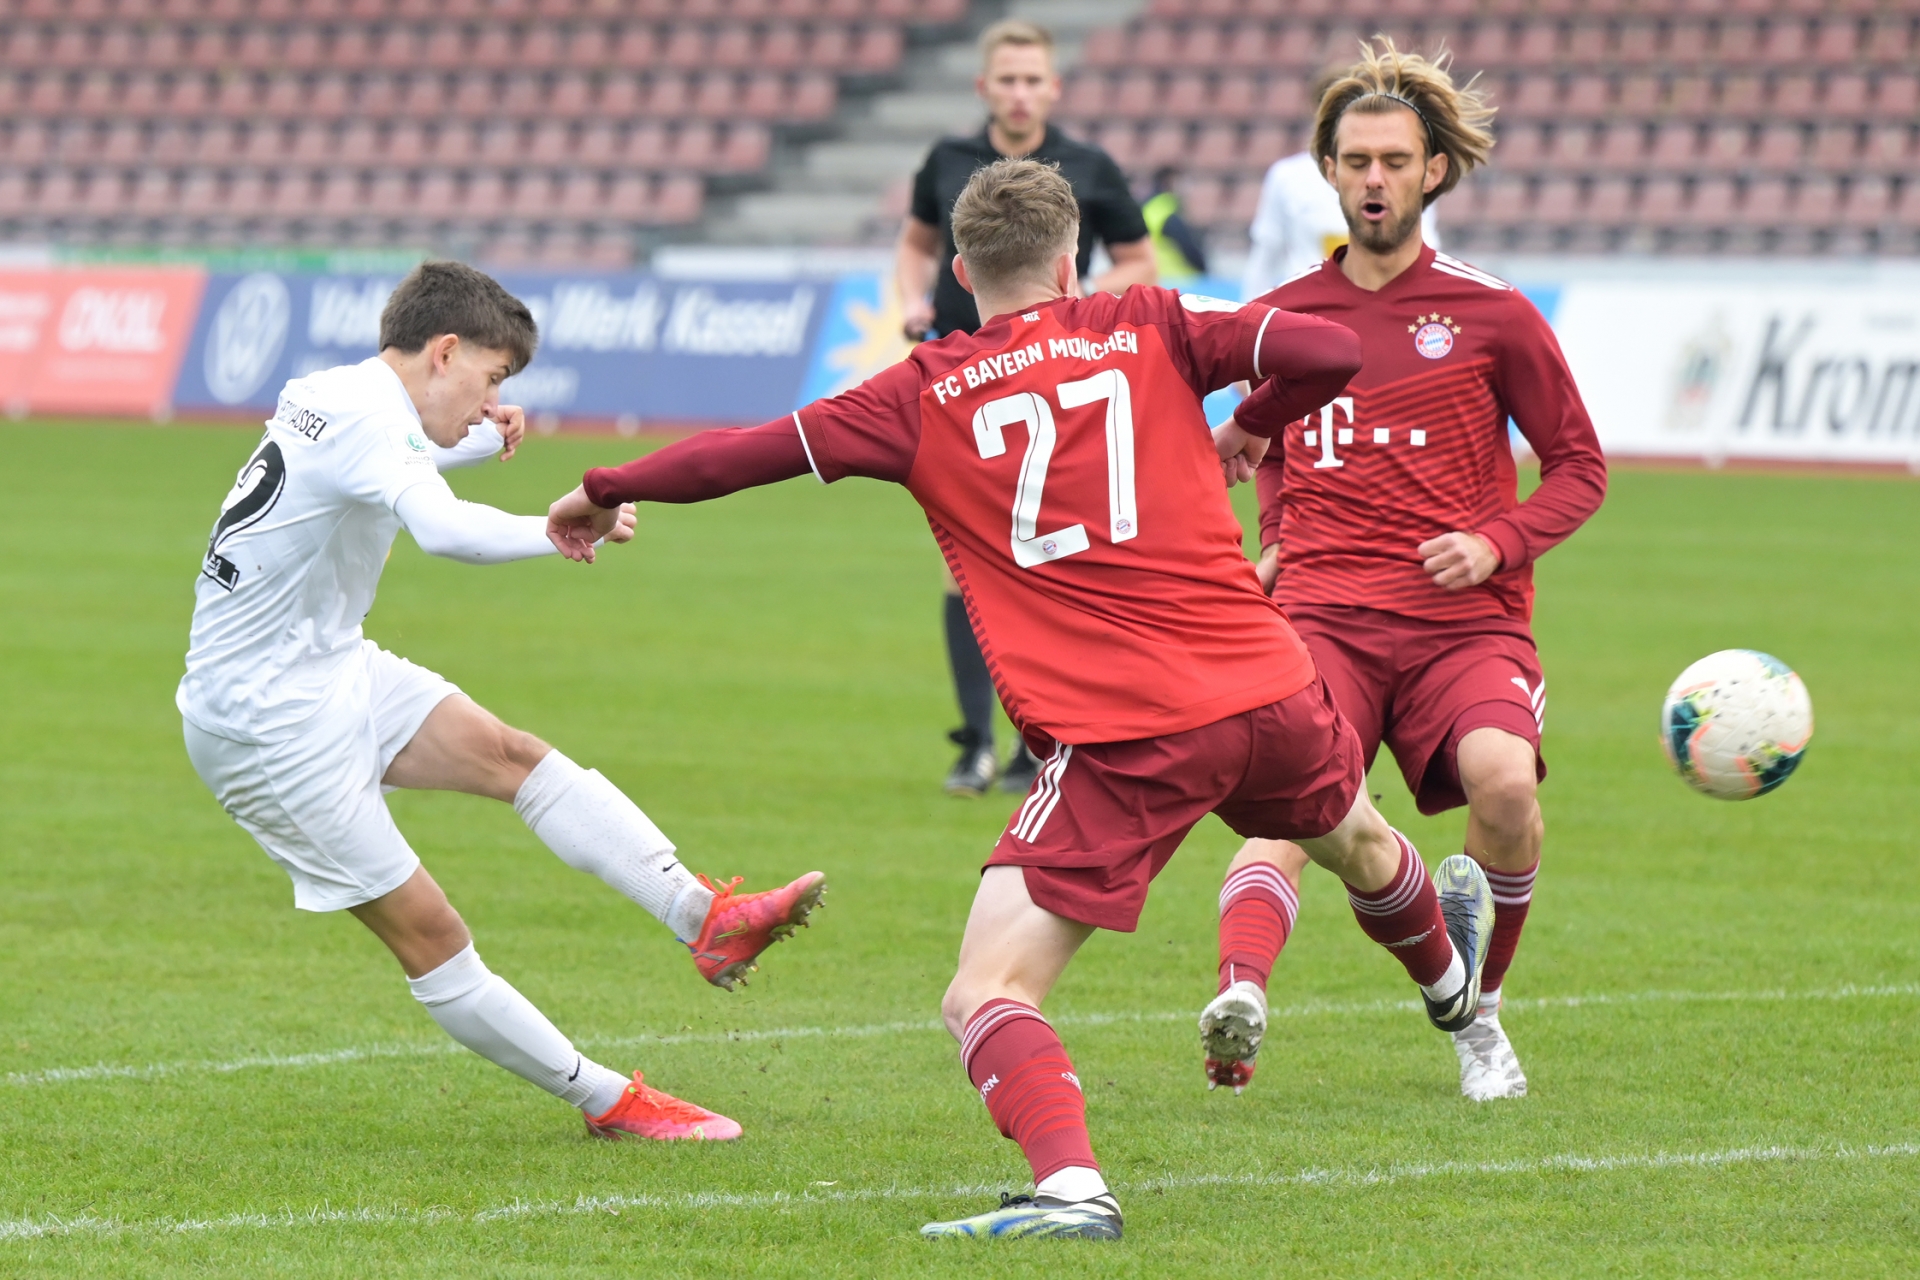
[547,159,1501,1243]
[1201,42,1607,1104]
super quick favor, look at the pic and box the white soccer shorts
[183,641,462,912]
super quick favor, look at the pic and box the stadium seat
[1691,177,1738,225]
[1791,177,1841,229]
[1637,177,1686,227]
[1841,175,1894,230]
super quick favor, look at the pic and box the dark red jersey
[795,287,1350,744]
[1253,245,1607,624]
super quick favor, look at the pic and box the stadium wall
[1,262,1916,470]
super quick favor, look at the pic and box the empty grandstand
[0,0,966,264]
[0,0,1912,262]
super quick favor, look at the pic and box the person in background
[1143,166,1209,284]
[894,18,1156,798]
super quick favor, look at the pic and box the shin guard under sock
[513,751,712,939]
[1345,832,1456,989]
[960,999,1099,1185]
[408,944,626,1113]
[1217,861,1299,994]
[1481,858,1538,994]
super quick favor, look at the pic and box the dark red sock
[1480,858,1538,995]
[1345,832,1454,988]
[961,1000,1098,1184]
[1217,861,1299,994]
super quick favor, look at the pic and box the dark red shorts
[1281,603,1546,816]
[987,678,1364,932]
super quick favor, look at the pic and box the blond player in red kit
[548,159,1503,1243]
[1199,43,1608,1103]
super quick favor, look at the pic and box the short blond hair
[951,158,1080,294]
[979,18,1054,70]
[1312,37,1495,206]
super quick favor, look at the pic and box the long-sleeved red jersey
[1253,246,1607,624]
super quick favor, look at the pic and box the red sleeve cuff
[582,466,624,509]
[1473,520,1525,573]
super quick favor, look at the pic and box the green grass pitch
[1,422,1916,1277]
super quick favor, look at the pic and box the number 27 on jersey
[971,370,1136,570]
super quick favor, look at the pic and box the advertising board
[0,268,205,418]
[174,270,829,426]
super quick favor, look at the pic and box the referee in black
[894,18,1156,798]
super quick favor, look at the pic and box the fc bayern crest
[1413,321,1455,359]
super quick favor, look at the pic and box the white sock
[1036,1165,1110,1205]
[408,944,628,1114]
[514,751,714,940]
[1478,985,1502,1019]
[1418,947,1467,1003]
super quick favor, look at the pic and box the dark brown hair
[1312,37,1496,206]
[378,260,538,374]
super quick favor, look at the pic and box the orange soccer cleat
[686,870,827,990]
[584,1071,742,1142]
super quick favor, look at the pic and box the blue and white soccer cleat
[1423,855,1494,1033]
[920,1192,1123,1241]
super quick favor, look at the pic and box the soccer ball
[1660,650,1813,800]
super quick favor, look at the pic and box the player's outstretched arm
[548,419,813,563]
[397,482,633,566]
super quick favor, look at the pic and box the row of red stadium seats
[1461,172,1918,234]
[1142,0,1905,21]
[1080,117,1916,178]
[1171,171,1918,243]
[1082,16,1920,70]
[1060,68,1920,124]
[1,119,771,171]
[0,0,962,19]
[0,166,705,223]
[0,70,838,122]
[0,19,906,71]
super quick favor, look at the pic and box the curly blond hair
[1311,37,1495,206]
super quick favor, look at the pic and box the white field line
[6,983,1916,1090]
[2,1141,1916,1245]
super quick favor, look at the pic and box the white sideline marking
[3,1142,1916,1244]
[6,983,1916,1089]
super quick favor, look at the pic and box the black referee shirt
[909,126,1148,338]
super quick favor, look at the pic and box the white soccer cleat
[1199,980,1267,1094]
[1452,1009,1528,1101]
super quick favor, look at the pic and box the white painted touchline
[2,1141,1915,1244]
[6,983,1915,1089]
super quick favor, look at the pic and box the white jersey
[1241,151,1443,299]
[176,358,500,744]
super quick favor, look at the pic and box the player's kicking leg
[921,866,1121,1241]
[1199,838,1306,1093]
[1296,793,1493,1034]
[389,694,826,990]
[1450,726,1543,1101]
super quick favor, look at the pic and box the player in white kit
[177,262,826,1141]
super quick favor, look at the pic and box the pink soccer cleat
[686,871,827,990]
[584,1071,742,1142]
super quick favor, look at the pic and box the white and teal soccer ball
[1660,650,1813,800]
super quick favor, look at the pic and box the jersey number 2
[203,437,287,592]
[970,370,1136,569]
